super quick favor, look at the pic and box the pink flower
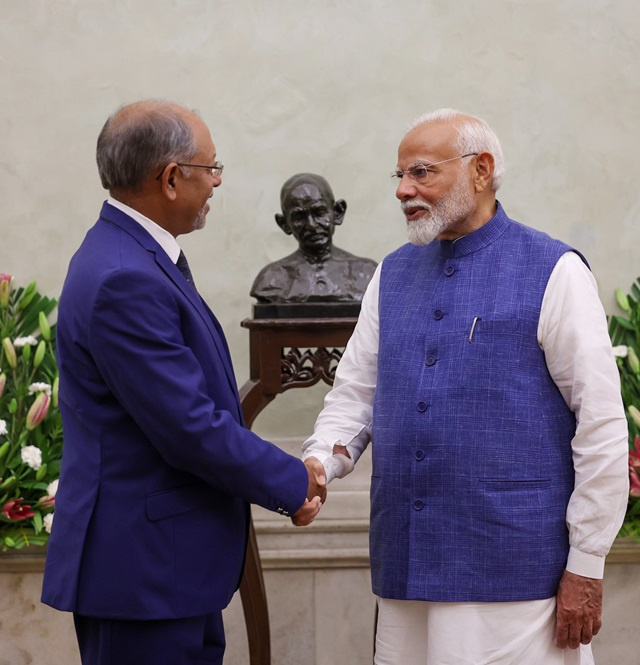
[630,468,640,499]
[38,494,55,509]
[0,373,5,398]
[1,498,35,521]
[25,392,50,430]
[630,436,640,469]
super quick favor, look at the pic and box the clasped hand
[291,457,327,526]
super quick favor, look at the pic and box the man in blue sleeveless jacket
[303,109,629,664]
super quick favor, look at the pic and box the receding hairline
[280,173,334,207]
[107,99,200,131]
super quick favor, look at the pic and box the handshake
[291,443,351,527]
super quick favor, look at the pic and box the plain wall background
[1,0,639,437]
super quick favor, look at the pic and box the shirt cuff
[323,453,355,484]
[566,547,606,579]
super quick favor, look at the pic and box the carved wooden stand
[237,317,357,665]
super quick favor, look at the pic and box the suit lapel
[98,203,243,415]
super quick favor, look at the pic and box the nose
[395,174,417,201]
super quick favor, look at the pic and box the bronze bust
[250,173,377,306]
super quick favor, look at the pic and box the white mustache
[401,200,431,212]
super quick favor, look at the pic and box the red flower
[1,498,35,521]
[630,468,640,499]
[629,436,640,469]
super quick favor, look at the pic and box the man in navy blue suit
[41,99,324,665]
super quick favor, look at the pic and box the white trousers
[374,597,595,665]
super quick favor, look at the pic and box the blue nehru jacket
[371,203,582,602]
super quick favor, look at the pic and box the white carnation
[612,345,629,358]
[0,419,7,436]
[13,336,38,348]
[21,445,42,470]
[43,513,54,534]
[47,479,59,497]
[28,382,52,395]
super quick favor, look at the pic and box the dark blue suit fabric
[41,202,307,621]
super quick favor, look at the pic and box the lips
[402,202,430,222]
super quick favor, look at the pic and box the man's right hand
[304,456,327,503]
[291,496,322,527]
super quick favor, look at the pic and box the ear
[333,199,347,226]
[159,163,180,201]
[473,152,495,193]
[275,213,293,235]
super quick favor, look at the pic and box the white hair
[405,108,505,192]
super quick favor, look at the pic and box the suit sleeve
[87,267,308,516]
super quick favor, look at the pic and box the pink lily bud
[0,372,6,398]
[38,494,56,509]
[1,337,17,369]
[0,274,11,308]
[26,392,50,430]
[630,468,640,498]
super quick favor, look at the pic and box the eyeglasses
[155,161,224,180]
[391,153,477,184]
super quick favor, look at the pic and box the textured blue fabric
[372,203,580,602]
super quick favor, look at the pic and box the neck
[438,198,497,241]
[300,245,332,265]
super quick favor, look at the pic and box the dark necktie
[176,250,197,290]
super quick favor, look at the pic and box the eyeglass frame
[391,152,478,183]
[155,161,224,181]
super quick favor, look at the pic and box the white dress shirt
[303,251,629,579]
[107,197,181,263]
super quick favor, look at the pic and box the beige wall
[2,0,639,437]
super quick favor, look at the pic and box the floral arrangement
[0,274,61,550]
[609,278,640,541]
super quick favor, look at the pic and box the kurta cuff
[566,547,606,579]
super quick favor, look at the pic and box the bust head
[276,173,347,262]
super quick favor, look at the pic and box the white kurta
[303,251,629,664]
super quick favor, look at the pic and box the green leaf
[32,511,43,534]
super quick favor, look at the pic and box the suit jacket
[41,202,308,619]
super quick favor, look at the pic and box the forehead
[190,114,216,157]
[284,183,329,208]
[397,121,458,164]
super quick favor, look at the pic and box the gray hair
[96,99,199,191]
[406,108,505,191]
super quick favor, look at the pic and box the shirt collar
[106,197,181,264]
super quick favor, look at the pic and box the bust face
[282,183,335,256]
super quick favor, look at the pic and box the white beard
[403,170,475,245]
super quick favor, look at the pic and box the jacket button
[415,450,425,460]
[444,266,454,276]
[413,499,424,511]
[433,309,443,320]
[417,402,428,412]
[425,355,436,366]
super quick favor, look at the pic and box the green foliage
[0,275,61,551]
[609,279,640,540]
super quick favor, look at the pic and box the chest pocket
[458,318,540,392]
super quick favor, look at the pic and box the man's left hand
[555,570,603,649]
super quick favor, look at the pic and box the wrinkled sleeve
[302,264,381,482]
[539,252,629,578]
